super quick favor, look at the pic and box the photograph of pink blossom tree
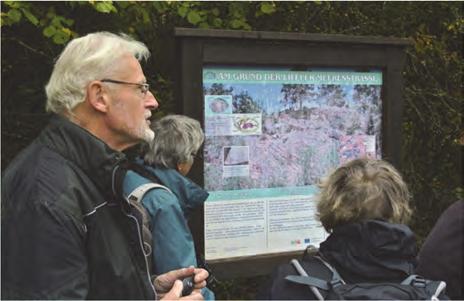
[203,68,382,192]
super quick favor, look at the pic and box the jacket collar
[39,114,127,203]
[143,163,209,214]
[319,219,417,282]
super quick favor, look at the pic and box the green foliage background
[1,1,463,299]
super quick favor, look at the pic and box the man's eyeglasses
[101,79,150,96]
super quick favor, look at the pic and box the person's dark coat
[416,200,464,300]
[1,115,156,299]
[259,220,417,300]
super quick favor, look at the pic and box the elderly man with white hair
[1,32,208,300]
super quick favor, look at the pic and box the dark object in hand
[181,276,194,296]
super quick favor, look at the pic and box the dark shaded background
[2,2,462,299]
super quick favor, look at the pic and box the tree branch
[6,37,52,59]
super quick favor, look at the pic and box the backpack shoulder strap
[401,275,448,300]
[314,255,346,286]
[128,182,173,203]
[288,259,326,301]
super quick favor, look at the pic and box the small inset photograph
[205,95,233,116]
[231,114,262,136]
[222,145,250,178]
[223,146,249,166]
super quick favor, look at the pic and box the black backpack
[284,254,449,300]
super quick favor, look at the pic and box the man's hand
[154,267,209,300]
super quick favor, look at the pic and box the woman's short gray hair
[45,32,150,114]
[144,115,204,169]
[317,158,412,232]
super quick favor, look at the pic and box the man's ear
[87,80,109,113]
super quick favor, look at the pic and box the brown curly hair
[317,158,412,232]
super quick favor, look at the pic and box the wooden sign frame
[174,27,411,279]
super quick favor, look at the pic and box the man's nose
[145,91,159,110]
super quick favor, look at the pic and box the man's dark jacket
[1,115,156,299]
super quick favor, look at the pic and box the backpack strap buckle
[412,277,427,288]
[401,275,427,288]
[329,278,343,288]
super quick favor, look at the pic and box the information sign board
[202,67,383,260]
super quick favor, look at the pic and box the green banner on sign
[203,68,382,85]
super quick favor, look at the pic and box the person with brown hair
[260,158,429,300]
[317,158,412,232]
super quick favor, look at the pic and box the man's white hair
[45,32,150,114]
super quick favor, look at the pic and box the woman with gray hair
[259,158,436,300]
[123,114,215,300]
[144,115,205,175]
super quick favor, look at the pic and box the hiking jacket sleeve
[416,200,464,300]
[1,199,88,299]
[142,189,198,274]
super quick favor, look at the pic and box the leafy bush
[2,2,462,299]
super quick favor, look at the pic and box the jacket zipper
[125,211,157,298]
